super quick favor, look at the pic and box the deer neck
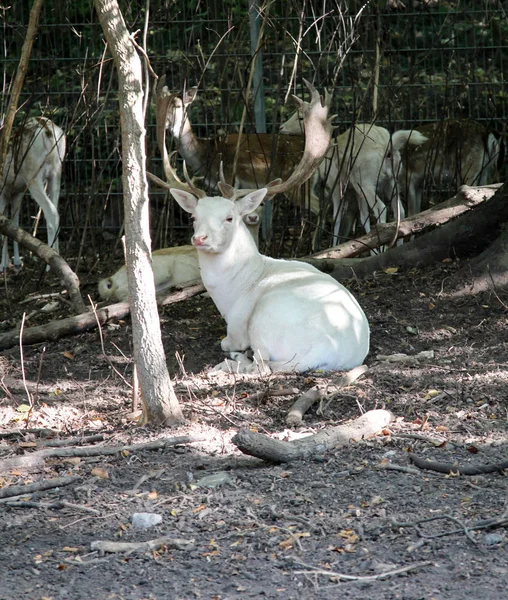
[171,114,212,177]
[197,225,265,318]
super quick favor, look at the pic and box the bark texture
[94,0,183,425]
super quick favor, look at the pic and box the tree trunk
[94,0,183,426]
[0,0,44,172]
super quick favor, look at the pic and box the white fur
[0,117,66,271]
[280,115,427,244]
[170,188,370,374]
[98,245,201,302]
[98,204,265,302]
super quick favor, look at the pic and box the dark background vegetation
[1,0,507,271]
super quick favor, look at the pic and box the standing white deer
[280,111,427,245]
[0,116,66,271]
[154,83,370,374]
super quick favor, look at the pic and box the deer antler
[261,79,333,198]
[148,75,207,197]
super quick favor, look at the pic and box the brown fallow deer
[399,119,501,216]
[149,81,370,374]
[155,75,322,216]
[0,116,66,271]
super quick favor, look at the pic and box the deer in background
[0,116,66,271]
[398,119,501,216]
[156,76,321,215]
[98,199,265,303]
[152,81,370,374]
[279,111,427,246]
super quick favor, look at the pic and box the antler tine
[217,161,236,199]
[150,75,207,197]
[183,162,207,198]
[263,82,333,198]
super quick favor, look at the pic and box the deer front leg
[28,179,60,254]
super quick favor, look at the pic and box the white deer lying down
[0,116,66,271]
[398,119,501,216]
[98,202,265,303]
[163,84,370,374]
[171,188,369,373]
[99,246,200,302]
[280,113,427,244]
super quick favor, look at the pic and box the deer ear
[183,86,198,105]
[170,189,198,213]
[236,188,268,217]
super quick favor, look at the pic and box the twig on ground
[391,513,482,545]
[292,559,433,582]
[40,434,106,448]
[378,463,421,475]
[0,436,198,474]
[91,536,194,554]
[245,387,300,404]
[408,453,508,475]
[0,475,80,499]
[3,500,100,513]
[286,365,368,427]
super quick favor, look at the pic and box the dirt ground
[0,255,507,600]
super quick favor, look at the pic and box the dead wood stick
[0,281,206,352]
[4,500,100,513]
[310,184,501,260]
[408,453,508,475]
[0,216,86,314]
[0,300,131,351]
[286,365,368,427]
[158,281,205,306]
[293,559,433,581]
[232,409,393,463]
[41,434,106,448]
[0,475,80,499]
[0,436,197,474]
[91,536,194,554]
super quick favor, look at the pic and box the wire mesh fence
[1,0,507,272]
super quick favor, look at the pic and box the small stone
[196,472,233,489]
[131,513,162,529]
[484,533,504,546]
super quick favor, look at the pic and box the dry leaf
[384,267,399,274]
[18,442,37,449]
[63,351,74,360]
[91,467,109,479]
[279,538,294,550]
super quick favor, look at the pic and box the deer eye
[225,216,233,223]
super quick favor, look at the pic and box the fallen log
[0,435,197,474]
[0,215,86,314]
[0,300,130,351]
[310,183,502,260]
[0,282,206,351]
[232,409,393,463]
[326,181,508,280]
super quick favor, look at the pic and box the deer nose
[192,234,208,246]
[247,215,259,223]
